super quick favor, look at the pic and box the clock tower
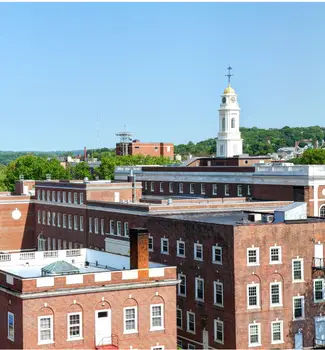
[216,67,243,158]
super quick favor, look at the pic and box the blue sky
[0,3,325,151]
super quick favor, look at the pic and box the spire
[224,66,235,94]
[225,66,233,86]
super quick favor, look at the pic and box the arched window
[231,118,235,129]
[320,205,325,218]
[222,118,225,132]
[220,145,224,156]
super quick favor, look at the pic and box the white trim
[269,246,282,264]
[195,277,204,302]
[7,311,14,342]
[123,306,138,334]
[150,304,164,331]
[248,322,261,347]
[213,281,224,307]
[186,311,195,334]
[178,273,186,297]
[161,238,169,255]
[212,245,222,265]
[314,278,325,303]
[271,320,284,344]
[177,240,186,258]
[176,308,182,329]
[247,247,260,266]
[293,296,305,320]
[292,258,304,283]
[67,312,83,341]
[214,319,224,344]
[270,282,282,307]
[38,315,54,345]
[247,283,260,309]
[194,243,203,261]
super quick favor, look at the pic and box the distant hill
[174,126,325,156]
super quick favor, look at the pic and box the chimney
[129,228,149,270]
[84,146,87,161]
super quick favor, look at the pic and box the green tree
[292,149,325,165]
[69,162,92,180]
[0,165,6,191]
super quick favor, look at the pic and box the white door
[114,192,120,202]
[315,244,323,268]
[95,309,111,346]
[315,317,325,346]
[294,332,303,349]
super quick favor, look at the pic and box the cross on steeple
[225,66,233,85]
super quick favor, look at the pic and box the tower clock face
[222,97,226,103]
[231,96,236,102]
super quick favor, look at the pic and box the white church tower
[216,67,243,158]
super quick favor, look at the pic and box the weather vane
[225,66,233,85]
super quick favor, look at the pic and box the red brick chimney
[129,228,149,270]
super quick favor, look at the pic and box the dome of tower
[224,85,235,94]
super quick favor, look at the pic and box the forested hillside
[174,126,325,156]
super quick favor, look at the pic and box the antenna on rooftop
[116,128,133,156]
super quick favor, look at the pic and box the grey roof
[41,260,79,276]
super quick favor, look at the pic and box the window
[212,184,217,195]
[195,277,204,302]
[314,279,325,302]
[247,185,251,196]
[214,319,224,344]
[41,190,45,201]
[124,307,137,334]
[144,181,148,191]
[148,236,153,252]
[320,205,325,217]
[67,312,82,340]
[47,211,51,226]
[271,320,283,344]
[37,190,41,200]
[150,182,154,192]
[247,283,260,309]
[52,191,56,202]
[94,218,99,234]
[38,315,53,345]
[110,220,115,234]
[177,240,185,257]
[63,214,67,229]
[37,210,41,224]
[57,213,61,228]
[247,247,259,266]
[123,222,129,237]
[79,193,84,205]
[159,182,164,193]
[190,183,195,194]
[57,191,61,203]
[169,182,173,193]
[161,238,169,254]
[47,190,50,201]
[212,245,222,265]
[201,183,206,195]
[179,183,183,194]
[188,344,195,350]
[52,212,56,226]
[62,191,66,203]
[270,282,282,307]
[74,192,78,204]
[270,246,282,264]
[150,304,164,331]
[231,117,235,129]
[101,219,105,235]
[74,215,78,230]
[52,238,56,250]
[248,323,261,347]
[292,258,304,282]
[79,216,84,232]
[222,117,225,131]
[42,210,46,224]
[214,281,224,307]
[47,237,51,250]
[293,296,304,320]
[88,217,92,233]
[117,221,122,235]
[68,215,72,230]
[194,243,203,261]
[186,312,195,334]
[8,312,14,342]
[237,185,243,197]
[177,308,182,329]
[178,274,186,297]
[68,192,72,203]
[224,184,230,196]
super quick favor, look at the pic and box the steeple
[216,67,243,158]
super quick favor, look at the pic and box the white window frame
[123,306,138,334]
[88,217,92,233]
[150,304,164,331]
[176,308,182,329]
[79,193,84,205]
[178,273,186,297]
[67,312,83,341]
[117,221,122,235]
[52,212,56,226]
[101,218,105,235]
[169,182,173,193]
[124,222,129,237]
[38,315,54,345]
[248,322,261,347]
[159,182,164,193]
[179,183,183,194]
[94,218,99,234]
[73,215,78,231]
[63,214,67,229]
[8,312,14,342]
[214,319,224,344]
[62,191,66,203]
[148,236,153,252]
[150,182,154,192]
[212,183,217,195]
[237,184,243,197]
[194,243,203,261]
[74,192,78,204]
[52,190,56,202]
[314,278,325,302]
[68,214,72,230]
[190,183,195,194]
[224,184,230,196]
[247,283,260,309]
[269,246,282,264]
[161,238,169,255]
[57,191,61,203]
[271,320,284,344]
[195,277,204,302]
[79,216,83,232]
[37,210,41,224]
[177,240,186,258]
[110,220,115,234]
[57,213,61,228]
[214,281,224,307]
[292,258,304,282]
[247,247,260,266]
[212,245,222,265]
[201,183,206,195]
[270,282,282,307]
[293,296,305,320]
[186,311,195,334]
[68,192,72,203]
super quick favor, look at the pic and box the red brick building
[116,140,174,159]
[0,230,178,350]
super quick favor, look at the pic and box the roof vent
[41,261,79,276]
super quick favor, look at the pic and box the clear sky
[0,2,325,151]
